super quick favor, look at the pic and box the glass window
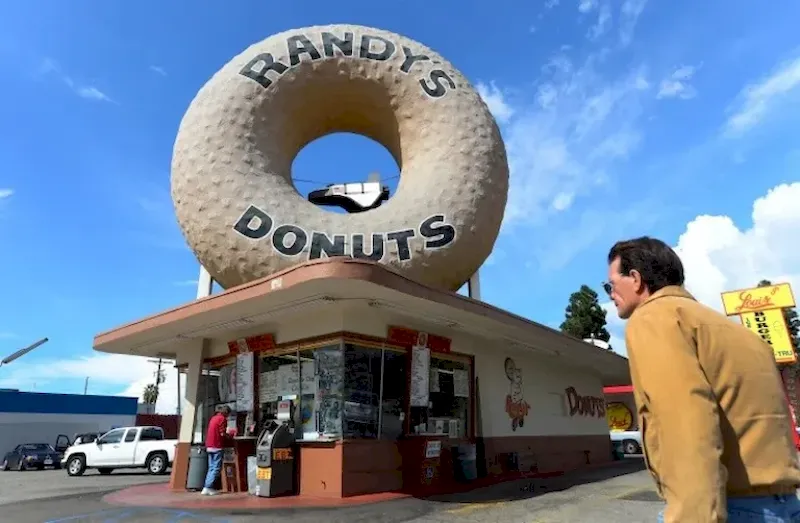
[257,346,344,441]
[140,428,163,441]
[98,429,125,445]
[380,349,407,440]
[409,356,471,439]
[343,344,381,439]
[124,429,137,442]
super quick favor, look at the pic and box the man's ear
[631,269,645,293]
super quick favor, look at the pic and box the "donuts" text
[232,205,456,262]
[239,31,457,99]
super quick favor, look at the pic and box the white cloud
[619,0,648,46]
[579,0,597,13]
[476,82,515,124]
[587,4,612,40]
[724,55,800,137]
[0,353,185,415]
[545,0,561,9]
[38,58,115,104]
[149,65,167,76]
[0,189,12,199]
[657,64,700,100]
[495,48,650,227]
[603,182,800,357]
[173,279,199,287]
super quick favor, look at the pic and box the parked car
[1,436,70,471]
[610,430,642,455]
[62,426,178,476]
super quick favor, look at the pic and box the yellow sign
[606,402,634,431]
[741,308,797,364]
[721,283,796,316]
[256,466,271,480]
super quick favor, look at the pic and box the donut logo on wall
[171,24,509,291]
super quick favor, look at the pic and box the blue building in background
[0,390,138,453]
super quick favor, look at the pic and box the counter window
[258,344,344,441]
[343,345,381,439]
[409,356,471,439]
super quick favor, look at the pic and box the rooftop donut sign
[170,24,509,291]
[238,30,458,99]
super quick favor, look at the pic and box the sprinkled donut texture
[172,24,508,291]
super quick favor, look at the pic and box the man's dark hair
[216,404,231,415]
[608,236,685,294]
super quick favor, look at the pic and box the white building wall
[0,413,136,453]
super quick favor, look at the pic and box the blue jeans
[204,450,222,490]
[658,494,800,522]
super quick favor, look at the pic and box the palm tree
[143,383,159,406]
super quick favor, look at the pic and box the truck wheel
[146,452,167,475]
[623,440,641,455]
[98,468,113,475]
[67,456,86,476]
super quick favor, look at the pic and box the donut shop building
[93,258,629,498]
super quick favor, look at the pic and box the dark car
[1,443,65,471]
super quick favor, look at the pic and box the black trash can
[186,445,208,491]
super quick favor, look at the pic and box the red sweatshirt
[206,412,228,449]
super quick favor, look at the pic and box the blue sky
[1,0,800,407]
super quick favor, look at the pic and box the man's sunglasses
[602,281,613,296]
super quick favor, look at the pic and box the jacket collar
[633,285,695,314]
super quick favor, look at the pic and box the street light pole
[0,338,49,368]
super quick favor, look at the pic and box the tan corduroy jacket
[625,286,800,523]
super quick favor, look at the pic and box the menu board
[235,352,254,411]
[218,364,236,403]
[410,347,430,407]
[453,369,470,398]
[277,364,299,396]
[259,371,278,403]
[316,348,344,436]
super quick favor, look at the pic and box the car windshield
[21,444,53,452]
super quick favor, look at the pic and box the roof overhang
[93,259,631,385]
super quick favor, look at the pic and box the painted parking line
[443,500,507,514]
[44,508,231,523]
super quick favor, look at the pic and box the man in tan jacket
[606,237,800,522]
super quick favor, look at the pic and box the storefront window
[257,344,344,441]
[380,349,407,440]
[409,356,471,439]
[343,344,381,439]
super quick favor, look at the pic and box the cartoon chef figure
[505,358,530,431]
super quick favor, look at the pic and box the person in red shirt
[201,405,231,496]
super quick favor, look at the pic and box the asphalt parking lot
[0,467,168,506]
[0,459,666,523]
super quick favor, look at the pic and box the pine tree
[560,284,611,347]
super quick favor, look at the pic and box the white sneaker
[200,488,210,496]
[205,489,220,496]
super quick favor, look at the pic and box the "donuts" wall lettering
[171,24,509,291]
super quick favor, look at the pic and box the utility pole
[84,377,89,395]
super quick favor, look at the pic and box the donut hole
[291,134,400,214]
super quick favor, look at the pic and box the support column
[169,340,206,491]
[468,271,482,301]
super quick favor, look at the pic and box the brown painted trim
[92,259,628,373]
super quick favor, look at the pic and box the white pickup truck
[610,430,643,455]
[62,426,178,476]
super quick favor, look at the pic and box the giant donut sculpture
[171,24,509,292]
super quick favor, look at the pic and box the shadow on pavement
[421,458,646,504]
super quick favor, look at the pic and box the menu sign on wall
[236,352,254,412]
[453,369,469,398]
[410,346,431,407]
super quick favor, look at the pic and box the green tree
[560,285,611,346]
